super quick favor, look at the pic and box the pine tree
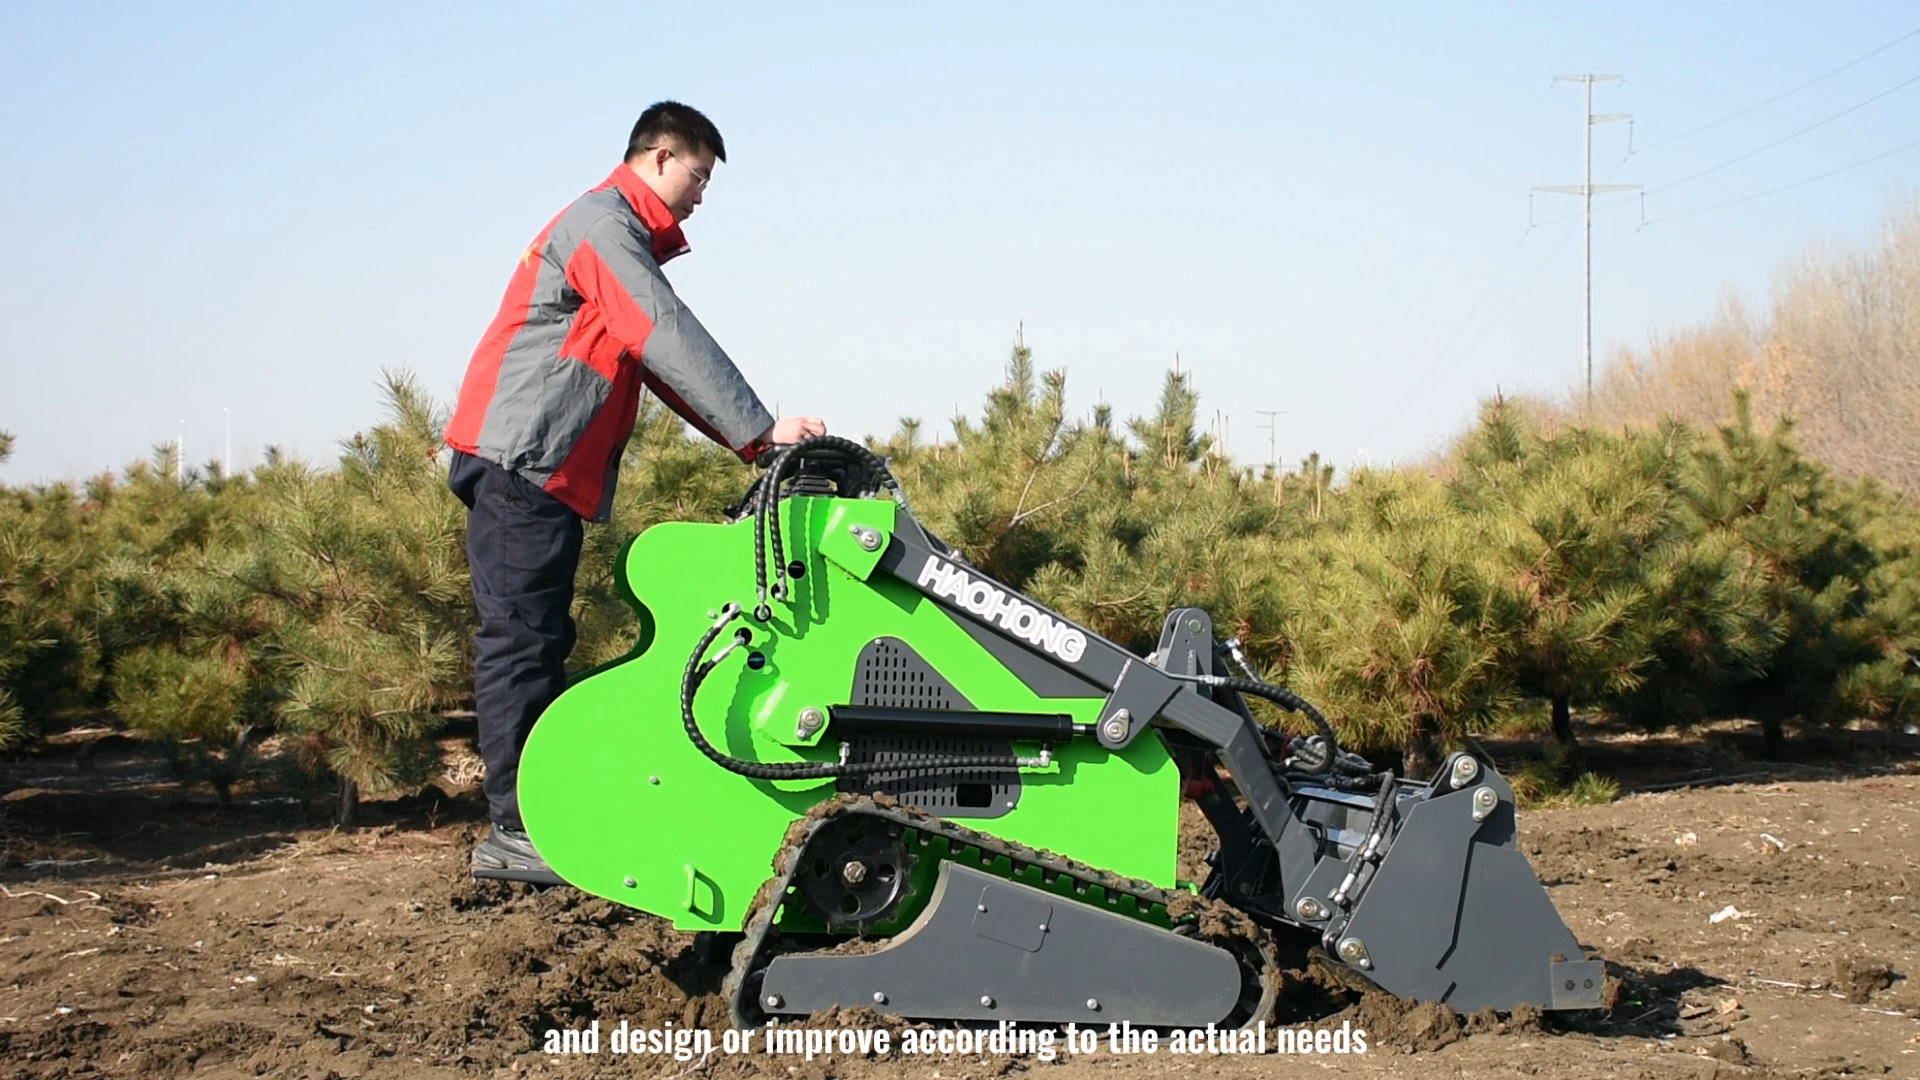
[1015,361,1305,660]
[1643,392,1889,755]
[1282,468,1513,776]
[0,497,58,747]
[1830,477,1920,731]
[888,335,1123,591]
[1606,526,1777,732]
[16,344,1920,794]
[0,441,109,748]
[93,445,269,798]
[94,373,468,819]
[261,372,470,824]
[1127,369,1211,469]
[1449,399,1682,764]
[0,429,16,745]
[0,471,38,743]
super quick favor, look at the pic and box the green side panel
[517,497,1177,931]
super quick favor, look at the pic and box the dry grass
[1560,197,1920,493]
[438,742,486,790]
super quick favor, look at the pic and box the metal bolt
[873,991,887,1004]
[1086,998,1101,1011]
[1471,786,1498,822]
[648,775,660,785]
[796,707,826,739]
[623,877,636,888]
[1337,937,1372,969]
[980,995,995,1008]
[1449,755,1480,788]
[852,526,882,551]
[841,860,869,886]
[1101,718,1126,741]
[1295,897,1327,921]
[977,903,987,912]
[1038,923,1048,933]
[1188,619,1202,632]
[765,994,783,1008]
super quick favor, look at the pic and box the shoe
[471,823,566,887]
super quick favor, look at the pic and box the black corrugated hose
[680,605,1034,780]
[751,435,914,622]
[1217,677,1377,782]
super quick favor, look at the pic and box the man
[444,101,827,883]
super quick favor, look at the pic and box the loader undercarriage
[724,794,1280,1030]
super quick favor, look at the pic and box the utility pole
[222,406,232,476]
[1534,75,1638,410]
[1254,410,1286,468]
[176,420,185,483]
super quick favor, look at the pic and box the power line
[1453,220,1582,371]
[1634,25,1920,154]
[1533,140,1642,228]
[1355,218,1580,446]
[1351,226,1535,444]
[1591,224,1644,287]
[1651,135,1920,224]
[1531,118,1642,230]
[1532,190,1641,228]
[1366,61,1916,444]
[1363,75,1631,445]
[1649,70,1920,194]
[1428,226,1536,366]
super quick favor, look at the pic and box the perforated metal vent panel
[854,637,972,710]
[839,638,1016,819]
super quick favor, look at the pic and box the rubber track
[724,793,1279,1030]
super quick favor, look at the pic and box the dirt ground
[2,727,1916,1080]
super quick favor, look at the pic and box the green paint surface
[518,497,1177,930]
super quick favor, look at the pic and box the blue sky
[3,2,1916,484]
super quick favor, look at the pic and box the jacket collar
[604,165,691,264]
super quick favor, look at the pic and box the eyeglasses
[642,145,711,190]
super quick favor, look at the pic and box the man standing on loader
[443,101,827,882]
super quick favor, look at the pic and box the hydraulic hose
[1323,770,1402,948]
[1210,676,1375,775]
[1220,684,1369,789]
[751,435,914,622]
[680,605,1042,781]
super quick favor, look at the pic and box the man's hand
[767,416,828,443]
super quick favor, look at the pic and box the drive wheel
[791,815,910,928]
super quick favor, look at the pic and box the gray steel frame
[873,524,1605,1012]
[762,862,1243,1025]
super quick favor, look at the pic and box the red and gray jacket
[445,166,774,521]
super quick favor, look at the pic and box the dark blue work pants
[448,451,583,830]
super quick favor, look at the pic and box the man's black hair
[626,101,727,163]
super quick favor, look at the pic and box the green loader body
[519,496,1176,930]
[507,439,1607,1028]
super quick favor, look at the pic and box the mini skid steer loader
[504,436,1604,1029]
